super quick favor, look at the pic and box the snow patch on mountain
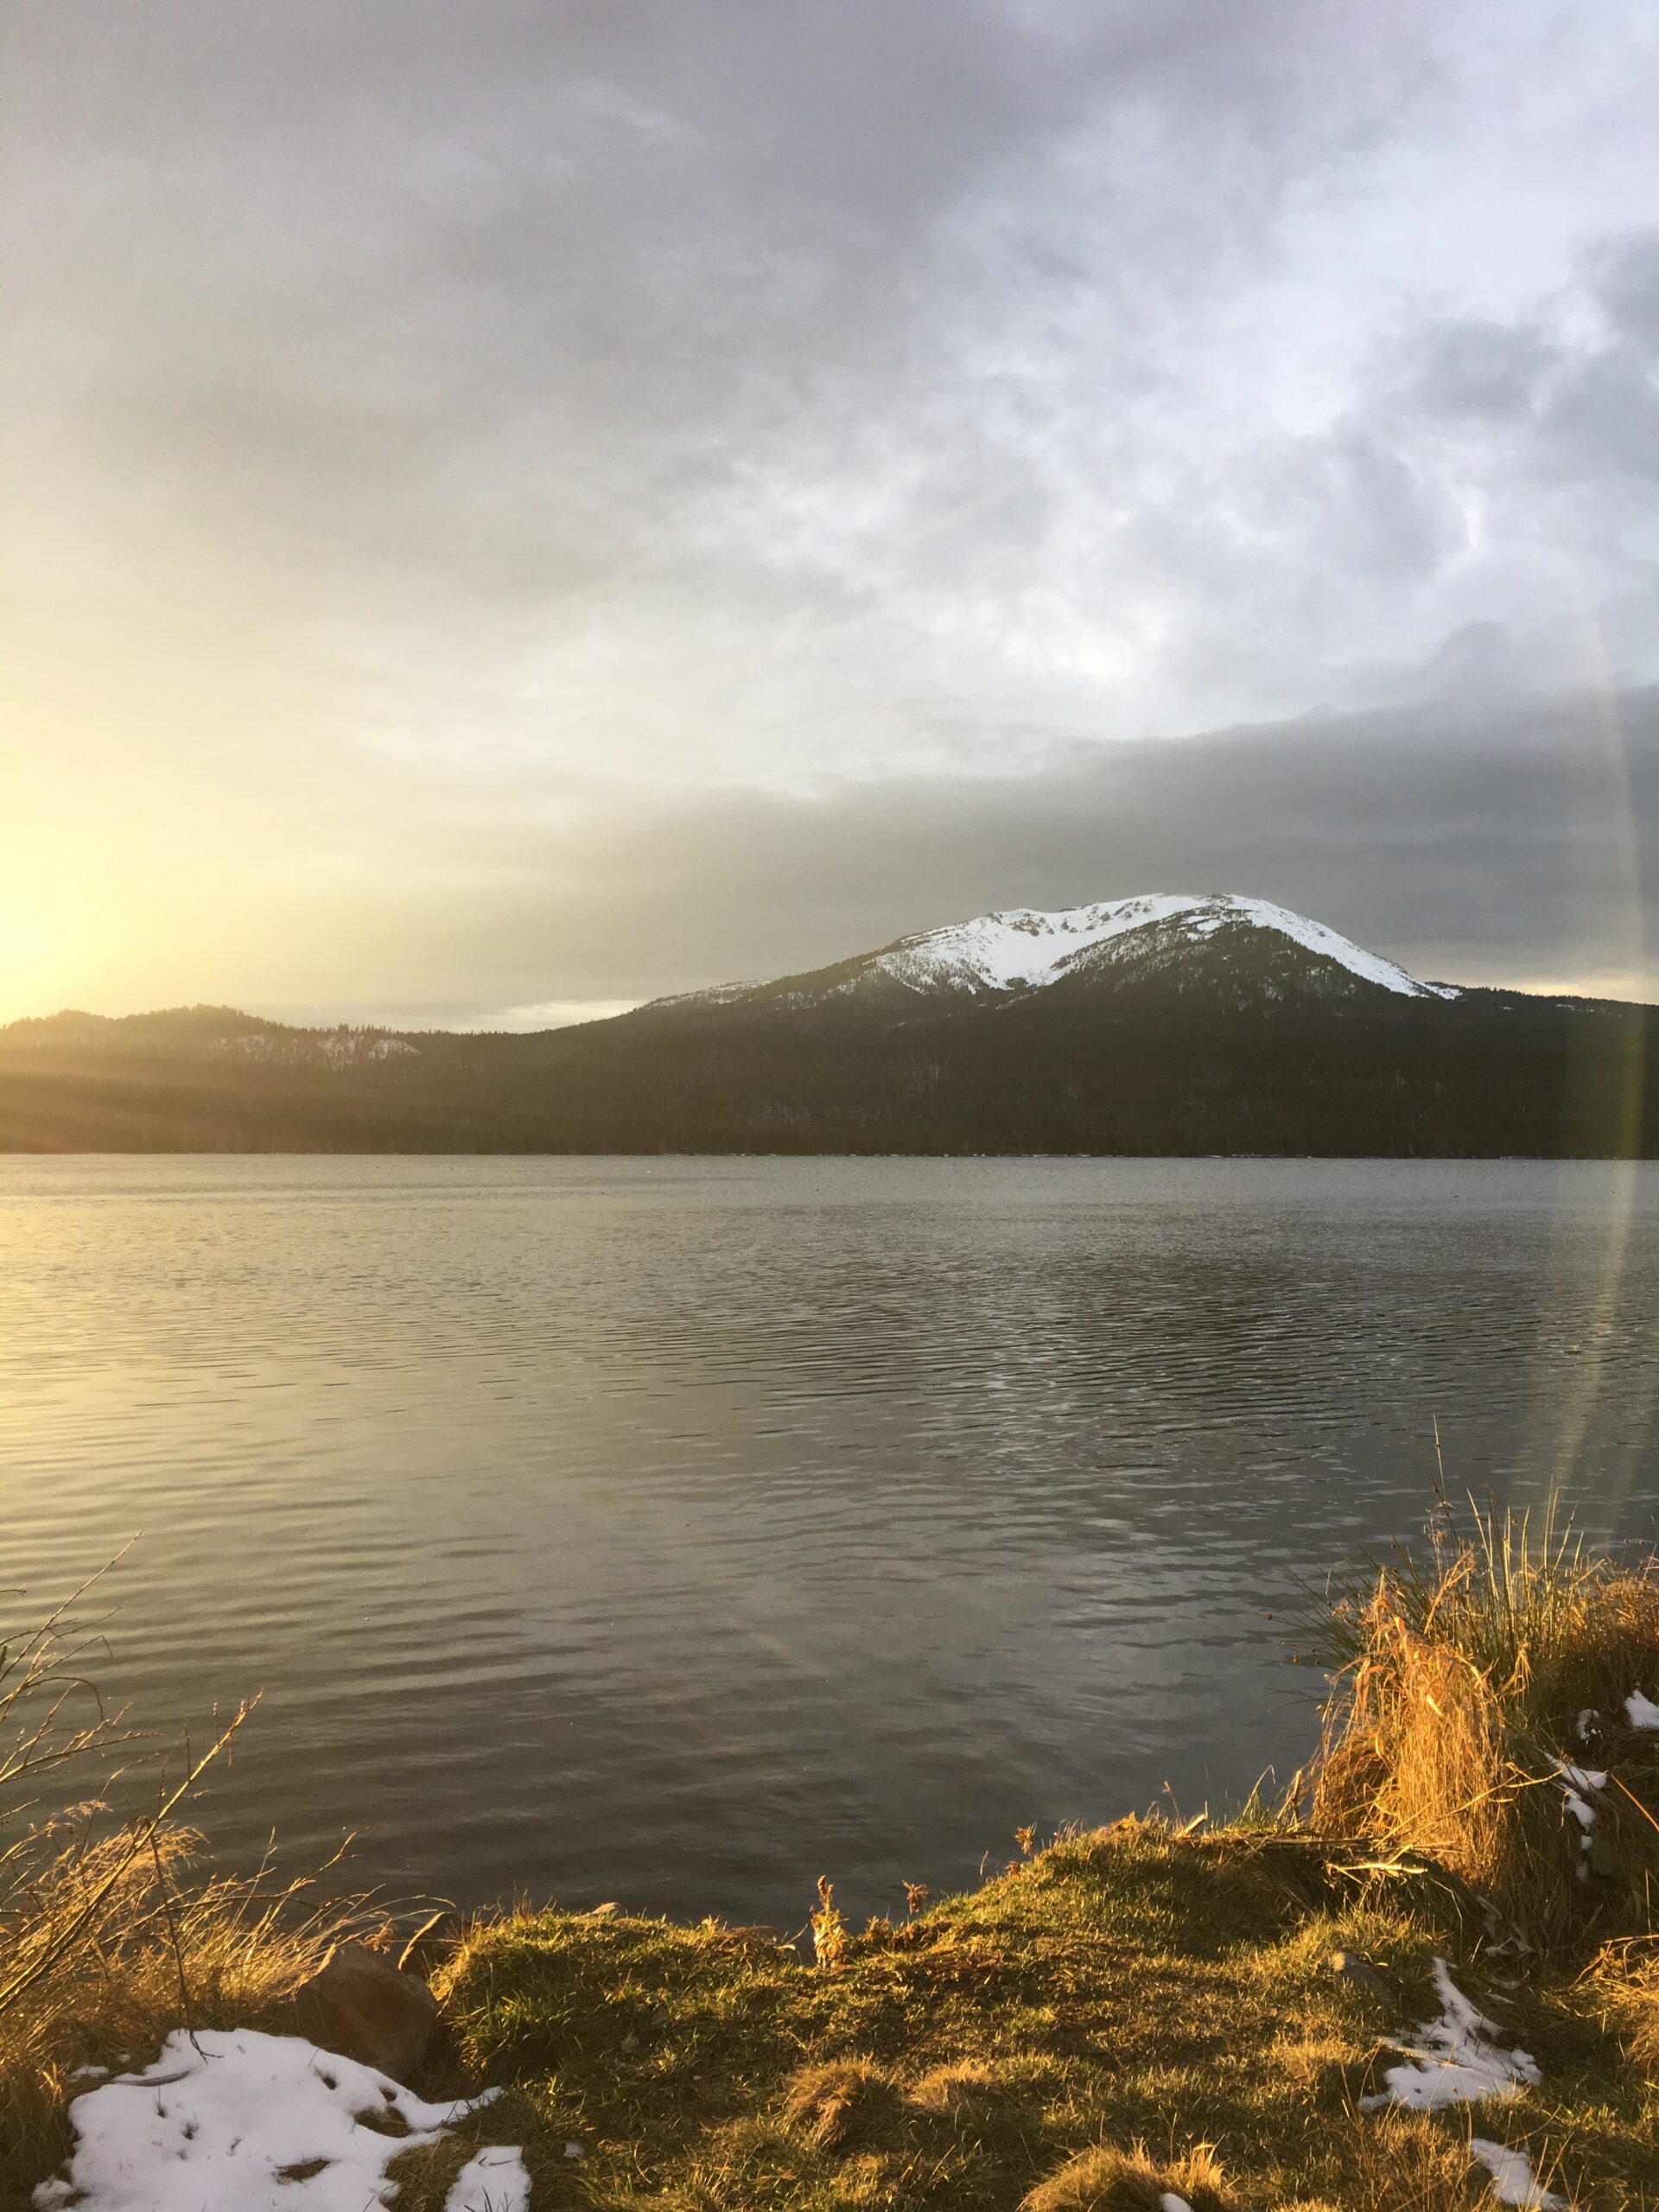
[873,894,1456,1001]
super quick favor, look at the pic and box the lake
[4,1155,1659,1935]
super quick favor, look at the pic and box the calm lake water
[5,1155,1659,1933]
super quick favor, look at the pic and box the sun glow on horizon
[0,842,128,1022]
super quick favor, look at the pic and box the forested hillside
[0,985,1652,1156]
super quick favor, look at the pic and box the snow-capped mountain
[653,893,1459,1016]
[859,893,1454,1000]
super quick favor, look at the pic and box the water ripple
[3,1156,1659,1925]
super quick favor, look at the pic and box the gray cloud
[1592,231,1659,353]
[1402,317,1565,423]
[230,682,1658,1024]
[3,3,1659,1020]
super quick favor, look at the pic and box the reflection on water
[3,1156,1659,1928]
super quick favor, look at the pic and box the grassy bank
[410,1819,1659,2210]
[15,1505,1659,2208]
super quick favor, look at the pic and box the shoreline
[16,1510,1659,2208]
[22,1814,1634,2212]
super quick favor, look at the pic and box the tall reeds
[1308,1497,1659,1940]
[0,1585,375,2196]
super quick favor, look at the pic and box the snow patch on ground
[34,2029,514,2212]
[1359,1960,1541,2113]
[1626,1688,1659,1729]
[1552,1756,1606,1877]
[1469,2137,1565,2208]
[1554,1757,1607,1798]
[446,2144,533,2211]
[209,1032,419,1066]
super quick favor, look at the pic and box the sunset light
[0,844,121,1017]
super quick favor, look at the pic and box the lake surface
[5,1155,1659,1934]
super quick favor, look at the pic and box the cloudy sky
[4,0,1659,1024]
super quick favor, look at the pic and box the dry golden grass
[379,2133,477,2210]
[782,2058,900,2149]
[1344,2110,1568,2211]
[0,1827,383,2202]
[1020,2139,1234,2211]
[907,2057,1016,2121]
[1585,1937,1659,2090]
[1308,1500,1659,1941]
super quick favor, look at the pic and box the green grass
[399,1820,1659,2211]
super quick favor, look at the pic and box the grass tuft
[907,2057,1017,2121]
[1020,2139,1234,2211]
[810,1876,850,1970]
[1338,2110,1502,2210]
[782,2058,899,2149]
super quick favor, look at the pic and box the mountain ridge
[1,893,1654,1155]
[641,892,1463,1019]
